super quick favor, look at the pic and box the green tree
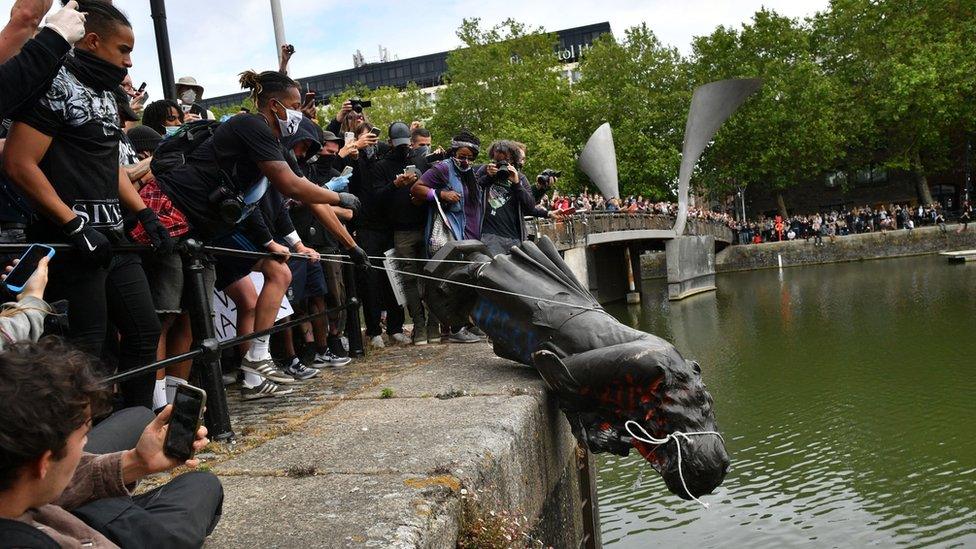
[429,19,575,188]
[812,0,976,204]
[571,24,690,199]
[689,9,847,217]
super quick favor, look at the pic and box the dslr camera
[494,160,511,180]
[537,168,561,185]
[349,97,371,113]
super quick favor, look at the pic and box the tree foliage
[812,0,976,203]
[688,9,848,215]
[570,24,690,199]
[429,19,575,188]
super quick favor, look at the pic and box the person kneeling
[0,339,223,548]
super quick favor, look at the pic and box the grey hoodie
[0,296,50,351]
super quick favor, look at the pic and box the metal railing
[528,212,735,249]
[0,240,365,442]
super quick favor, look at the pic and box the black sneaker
[327,334,348,358]
[313,350,352,368]
[240,379,294,400]
[284,357,319,381]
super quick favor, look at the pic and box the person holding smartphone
[0,253,51,350]
[0,339,223,548]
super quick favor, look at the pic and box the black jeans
[47,252,161,409]
[85,407,155,454]
[355,228,403,337]
[72,471,223,549]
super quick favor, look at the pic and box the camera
[494,160,510,179]
[349,97,371,113]
[284,44,295,55]
[536,168,561,185]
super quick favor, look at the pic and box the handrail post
[182,240,234,442]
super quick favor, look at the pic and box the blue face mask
[164,126,180,137]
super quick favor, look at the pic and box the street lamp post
[270,0,287,59]
[149,0,176,101]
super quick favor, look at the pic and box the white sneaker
[369,335,385,348]
[391,332,411,345]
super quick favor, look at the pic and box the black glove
[337,192,361,213]
[63,216,112,267]
[137,208,175,254]
[346,245,368,269]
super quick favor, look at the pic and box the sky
[4,0,828,100]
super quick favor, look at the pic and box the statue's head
[536,338,729,501]
[628,352,729,500]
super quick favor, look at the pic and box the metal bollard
[182,240,234,442]
[342,261,365,358]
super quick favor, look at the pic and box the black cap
[127,125,162,154]
[321,130,344,143]
[389,121,410,147]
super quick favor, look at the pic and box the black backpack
[150,119,221,176]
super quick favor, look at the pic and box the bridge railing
[528,212,734,248]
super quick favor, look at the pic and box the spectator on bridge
[0,338,223,548]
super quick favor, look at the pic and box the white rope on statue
[320,256,604,313]
[623,420,725,509]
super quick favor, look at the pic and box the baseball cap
[389,122,411,147]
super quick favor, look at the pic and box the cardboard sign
[212,272,294,342]
[384,248,408,307]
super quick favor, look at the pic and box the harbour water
[599,255,976,547]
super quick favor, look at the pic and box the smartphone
[369,127,382,138]
[404,165,421,178]
[344,131,355,146]
[4,244,54,293]
[303,91,316,107]
[339,165,354,178]
[137,81,147,93]
[163,383,207,461]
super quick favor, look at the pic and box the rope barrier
[102,299,354,384]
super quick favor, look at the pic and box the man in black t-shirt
[475,140,555,256]
[4,3,173,409]
[157,70,366,399]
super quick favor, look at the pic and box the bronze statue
[424,237,728,500]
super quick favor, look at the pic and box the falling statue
[422,79,761,502]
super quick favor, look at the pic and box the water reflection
[599,256,976,547]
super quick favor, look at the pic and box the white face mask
[164,125,180,137]
[273,101,303,137]
[180,89,197,105]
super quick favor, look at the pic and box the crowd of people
[0,2,971,545]
[0,2,575,545]
[538,190,738,226]
[733,202,971,245]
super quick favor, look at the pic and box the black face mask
[65,49,128,92]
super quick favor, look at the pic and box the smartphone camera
[163,383,207,461]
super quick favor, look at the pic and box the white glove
[44,1,87,45]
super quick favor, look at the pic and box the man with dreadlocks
[157,69,367,400]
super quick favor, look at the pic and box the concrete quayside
[192,342,588,548]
